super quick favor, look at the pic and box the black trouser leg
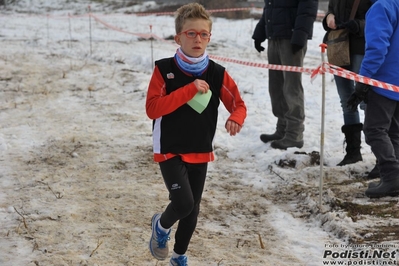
[158,156,207,254]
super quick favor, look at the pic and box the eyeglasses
[178,30,211,40]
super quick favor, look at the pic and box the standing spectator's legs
[268,39,305,149]
[265,40,287,142]
[334,54,365,166]
[364,90,399,198]
[334,54,363,125]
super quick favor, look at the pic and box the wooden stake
[258,234,265,249]
[90,239,103,257]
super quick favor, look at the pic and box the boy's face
[174,19,211,58]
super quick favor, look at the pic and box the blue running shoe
[149,213,171,260]
[170,254,188,266]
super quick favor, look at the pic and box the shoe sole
[270,142,304,150]
[149,213,167,261]
[365,190,399,198]
[260,135,283,143]
[336,158,362,166]
[364,174,380,180]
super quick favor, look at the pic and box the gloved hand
[343,20,360,34]
[254,40,265,53]
[292,44,303,54]
[347,82,371,111]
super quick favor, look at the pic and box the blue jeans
[333,54,364,125]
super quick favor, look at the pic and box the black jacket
[252,0,318,46]
[154,58,224,154]
[322,0,372,55]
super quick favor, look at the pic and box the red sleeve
[145,66,198,119]
[219,71,247,126]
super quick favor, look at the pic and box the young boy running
[145,3,247,265]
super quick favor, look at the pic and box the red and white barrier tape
[37,12,394,92]
[0,4,325,19]
[311,62,399,92]
[134,7,325,19]
[90,14,152,39]
[134,7,259,17]
[209,55,315,74]
[88,17,398,92]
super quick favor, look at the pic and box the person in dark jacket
[322,0,373,170]
[347,0,399,198]
[252,0,318,150]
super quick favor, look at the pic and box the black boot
[337,123,363,166]
[366,164,379,179]
[260,122,286,143]
[260,131,284,143]
[368,180,380,188]
[365,178,399,198]
[270,138,304,149]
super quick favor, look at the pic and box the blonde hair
[175,3,212,34]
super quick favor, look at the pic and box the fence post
[46,14,50,46]
[319,43,327,208]
[150,25,154,69]
[88,5,92,56]
[68,13,72,49]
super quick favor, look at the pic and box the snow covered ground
[0,1,398,266]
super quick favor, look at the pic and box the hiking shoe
[170,255,188,266]
[270,138,303,150]
[149,213,171,261]
[260,132,284,143]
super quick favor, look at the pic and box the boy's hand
[225,120,242,136]
[193,79,209,93]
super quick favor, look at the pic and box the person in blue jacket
[348,0,399,198]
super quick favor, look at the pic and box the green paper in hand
[187,90,212,114]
